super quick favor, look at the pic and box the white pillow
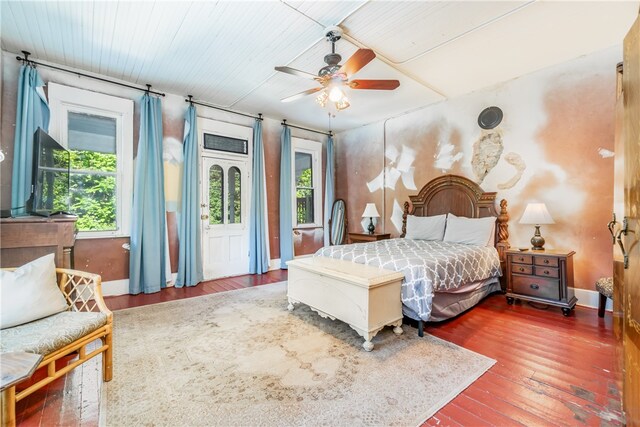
[444,214,496,246]
[405,214,447,240]
[0,254,69,329]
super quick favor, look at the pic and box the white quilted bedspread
[315,238,501,321]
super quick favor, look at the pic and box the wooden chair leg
[1,386,16,427]
[598,293,606,318]
[102,332,113,382]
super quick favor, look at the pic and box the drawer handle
[518,257,524,261]
[530,284,540,290]
[543,259,549,264]
[544,270,549,275]
[519,267,524,272]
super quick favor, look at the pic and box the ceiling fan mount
[320,26,343,76]
[274,25,400,107]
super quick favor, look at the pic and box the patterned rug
[102,282,495,426]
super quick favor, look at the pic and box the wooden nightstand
[505,249,577,316]
[348,232,391,244]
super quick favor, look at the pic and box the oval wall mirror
[329,199,347,245]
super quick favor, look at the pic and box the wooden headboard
[400,174,511,271]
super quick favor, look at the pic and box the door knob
[201,214,209,220]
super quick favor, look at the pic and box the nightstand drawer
[511,254,533,264]
[512,264,533,275]
[535,266,559,278]
[512,275,559,300]
[534,256,558,267]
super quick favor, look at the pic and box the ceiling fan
[275,26,400,110]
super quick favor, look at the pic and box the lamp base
[367,217,375,235]
[530,225,546,251]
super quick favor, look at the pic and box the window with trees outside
[293,138,322,227]
[48,83,133,238]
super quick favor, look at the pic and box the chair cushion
[0,312,108,356]
[596,277,614,299]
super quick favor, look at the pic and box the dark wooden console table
[0,216,77,269]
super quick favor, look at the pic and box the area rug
[102,282,495,426]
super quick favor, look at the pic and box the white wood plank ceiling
[1,1,637,132]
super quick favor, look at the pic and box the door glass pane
[209,165,223,224]
[295,152,314,225]
[228,167,241,224]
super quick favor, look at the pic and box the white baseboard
[268,255,311,271]
[572,287,612,311]
[102,272,177,297]
[269,258,281,271]
[102,279,129,296]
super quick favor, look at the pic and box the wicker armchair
[0,268,112,424]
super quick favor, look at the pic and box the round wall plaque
[478,106,503,129]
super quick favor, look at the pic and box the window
[228,166,241,224]
[48,83,133,238]
[203,133,248,155]
[292,138,323,227]
[209,165,224,225]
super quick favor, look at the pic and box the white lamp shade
[362,203,380,218]
[519,203,555,225]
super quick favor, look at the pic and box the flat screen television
[27,128,72,216]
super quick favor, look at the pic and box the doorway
[199,118,252,280]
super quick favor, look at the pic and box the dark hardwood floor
[14,270,622,426]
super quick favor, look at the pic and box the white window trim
[48,83,134,239]
[292,137,323,228]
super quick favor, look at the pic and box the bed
[315,174,510,336]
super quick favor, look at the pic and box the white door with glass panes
[199,118,252,280]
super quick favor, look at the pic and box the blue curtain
[129,94,167,294]
[11,65,50,216]
[323,135,335,246]
[175,104,203,287]
[279,125,293,268]
[249,119,270,274]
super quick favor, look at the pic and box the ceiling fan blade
[338,49,376,77]
[275,66,320,81]
[349,79,400,90]
[281,87,322,103]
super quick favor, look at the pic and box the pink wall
[335,47,619,291]
[0,50,327,284]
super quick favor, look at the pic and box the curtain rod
[16,51,166,97]
[281,120,332,136]
[186,96,262,121]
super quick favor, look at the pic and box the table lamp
[362,203,380,235]
[519,202,555,251]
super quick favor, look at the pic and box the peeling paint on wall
[368,145,417,192]
[471,129,504,184]
[497,152,526,190]
[390,199,405,233]
[434,141,464,172]
[598,147,615,158]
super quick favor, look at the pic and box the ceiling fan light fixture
[335,96,350,111]
[329,86,345,102]
[315,90,329,107]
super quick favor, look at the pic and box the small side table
[505,249,577,316]
[348,232,391,244]
[1,352,43,427]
